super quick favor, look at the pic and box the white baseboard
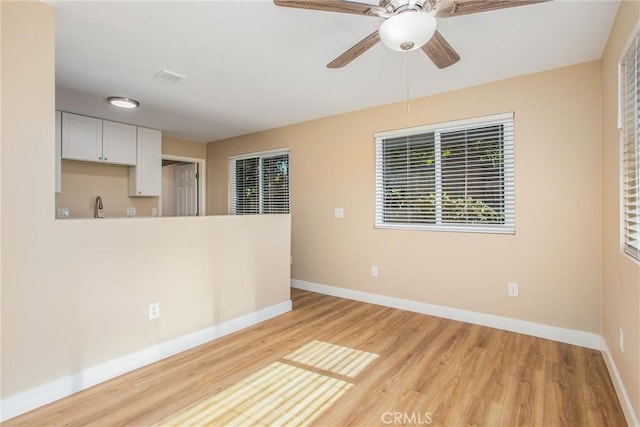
[291,279,600,349]
[0,300,292,422]
[600,337,640,427]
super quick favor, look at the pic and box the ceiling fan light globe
[379,11,437,52]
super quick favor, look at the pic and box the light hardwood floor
[6,288,626,426]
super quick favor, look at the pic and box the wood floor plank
[5,289,627,426]
[578,347,626,427]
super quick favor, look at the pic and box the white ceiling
[52,0,620,143]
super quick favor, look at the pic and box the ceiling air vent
[154,69,186,83]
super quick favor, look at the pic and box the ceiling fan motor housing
[380,0,433,15]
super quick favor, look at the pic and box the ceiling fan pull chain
[406,54,411,113]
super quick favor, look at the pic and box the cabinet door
[61,112,102,162]
[129,127,161,196]
[102,120,137,165]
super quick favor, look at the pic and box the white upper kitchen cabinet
[102,120,137,165]
[129,127,161,196]
[61,112,102,162]
[61,112,136,165]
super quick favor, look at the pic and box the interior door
[174,163,198,216]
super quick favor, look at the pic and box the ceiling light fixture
[378,11,437,52]
[107,96,140,109]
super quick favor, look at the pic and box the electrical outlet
[127,207,136,217]
[152,207,158,216]
[619,328,624,353]
[371,266,378,277]
[57,208,70,218]
[334,208,344,218]
[149,302,160,320]
[508,282,519,297]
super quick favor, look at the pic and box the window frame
[374,112,515,234]
[619,26,640,263]
[229,148,290,215]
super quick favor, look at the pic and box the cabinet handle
[104,157,108,160]
[138,191,142,194]
[98,156,102,160]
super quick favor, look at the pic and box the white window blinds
[375,112,515,234]
[621,32,640,261]
[230,150,289,215]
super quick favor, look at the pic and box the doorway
[161,155,206,216]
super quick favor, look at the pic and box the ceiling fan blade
[273,0,385,17]
[421,31,460,69]
[436,0,549,18]
[327,30,381,68]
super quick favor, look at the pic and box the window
[621,31,639,261]
[375,112,514,234]
[230,150,289,215]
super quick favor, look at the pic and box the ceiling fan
[273,0,547,69]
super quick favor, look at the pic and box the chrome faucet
[94,196,104,218]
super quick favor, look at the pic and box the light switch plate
[127,207,136,217]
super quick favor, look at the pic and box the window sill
[374,223,515,235]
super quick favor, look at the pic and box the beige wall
[1,0,290,405]
[163,135,206,159]
[0,0,4,403]
[208,61,603,333]
[601,1,640,421]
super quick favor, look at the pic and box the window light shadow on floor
[156,341,378,426]
[284,340,379,378]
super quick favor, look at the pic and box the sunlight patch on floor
[156,362,352,426]
[284,340,379,378]
[156,341,379,426]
